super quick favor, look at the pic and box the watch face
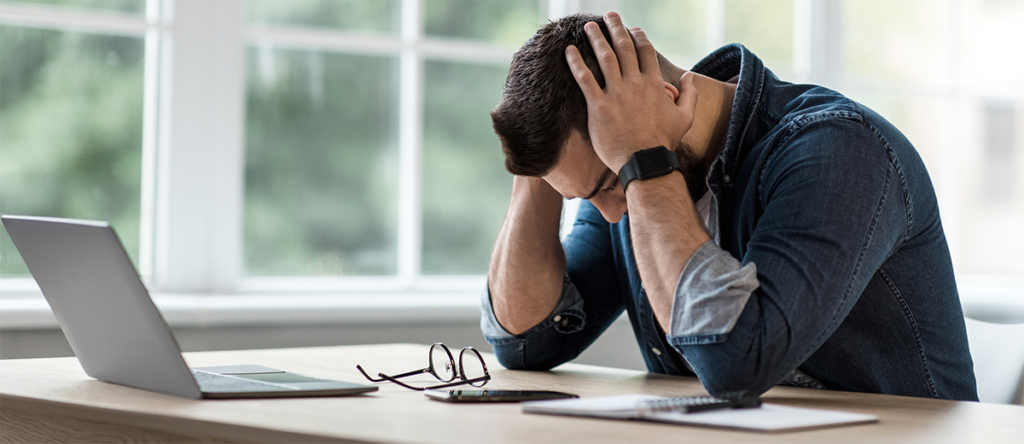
[635,147,675,178]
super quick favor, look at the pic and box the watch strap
[618,146,680,191]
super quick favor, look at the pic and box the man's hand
[565,11,698,173]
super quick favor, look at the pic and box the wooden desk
[1,343,1021,443]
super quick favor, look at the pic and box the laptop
[1,215,378,399]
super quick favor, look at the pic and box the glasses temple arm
[373,373,491,391]
[357,365,431,382]
[375,373,429,391]
[356,365,387,382]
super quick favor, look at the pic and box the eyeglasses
[356,342,491,391]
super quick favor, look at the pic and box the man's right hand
[488,175,567,335]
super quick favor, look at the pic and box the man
[480,11,978,401]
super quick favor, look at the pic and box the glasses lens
[460,348,488,386]
[429,343,457,382]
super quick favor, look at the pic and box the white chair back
[963,317,1024,404]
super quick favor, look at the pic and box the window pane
[616,0,707,68]
[244,48,399,276]
[5,0,145,14]
[958,0,1024,98]
[422,61,511,274]
[246,0,399,34]
[0,26,145,276]
[843,0,948,88]
[957,101,1024,276]
[424,0,545,45]
[725,0,793,76]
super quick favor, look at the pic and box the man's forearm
[488,176,567,335]
[626,172,711,332]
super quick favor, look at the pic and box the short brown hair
[491,14,611,176]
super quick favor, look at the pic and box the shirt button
[553,315,562,322]
[652,347,663,356]
[723,175,732,183]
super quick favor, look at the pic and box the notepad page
[522,394,658,419]
[523,395,879,433]
[643,403,878,433]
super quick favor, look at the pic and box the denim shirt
[480,44,978,401]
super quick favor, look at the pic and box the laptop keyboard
[191,369,293,393]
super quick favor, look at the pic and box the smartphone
[424,389,578,403]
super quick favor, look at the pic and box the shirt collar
[690,44,767,185]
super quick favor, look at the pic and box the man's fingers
[629,27,659,78]
[565,45,604,100]
[603,11,639,78]
[676,72,699,116]
[583,21,621,86]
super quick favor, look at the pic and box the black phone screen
[424,390,578,403]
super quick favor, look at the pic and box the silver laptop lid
[2,215,202,399]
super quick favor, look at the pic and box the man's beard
[675,141,708,202]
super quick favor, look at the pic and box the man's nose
[590,194,625,224]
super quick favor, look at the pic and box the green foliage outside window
[425,0,546,46]
[5,0,144,14]
[0,25,145,276]
[422,61,511,275]
[244,48,400,276]
[617,0,708,68]
[246,0,399,33]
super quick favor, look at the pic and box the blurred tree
[617,0,708,68]
[425,0,545,46]
[6,0,144,14]
[0,25,145,275]
[244,48,400,276]
[422,60,511,275]
[725,0,793,73]
[247,0,399,33]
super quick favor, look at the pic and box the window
[983,103,1016,203]
[240,0,539,287]
[0,2,150,279]
[244,48,401,276]
[2,0,1022,306]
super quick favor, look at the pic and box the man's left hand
[565,11,699,173]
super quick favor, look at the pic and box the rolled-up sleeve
[669,118,909,399]
[669,240,759,345]
[479,275,587,342]
[479,201,627,371]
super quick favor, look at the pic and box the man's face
[543,130,627,223]
[543,130,709,224]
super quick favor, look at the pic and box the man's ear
[663,82,680,101]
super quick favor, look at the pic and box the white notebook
[522,394,878,433]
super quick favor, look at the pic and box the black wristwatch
[618,146,681,191]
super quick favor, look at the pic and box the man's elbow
[489,338,579,372]
[491,343,528,370]
[686,351,782,399]
[699,371,776,400]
